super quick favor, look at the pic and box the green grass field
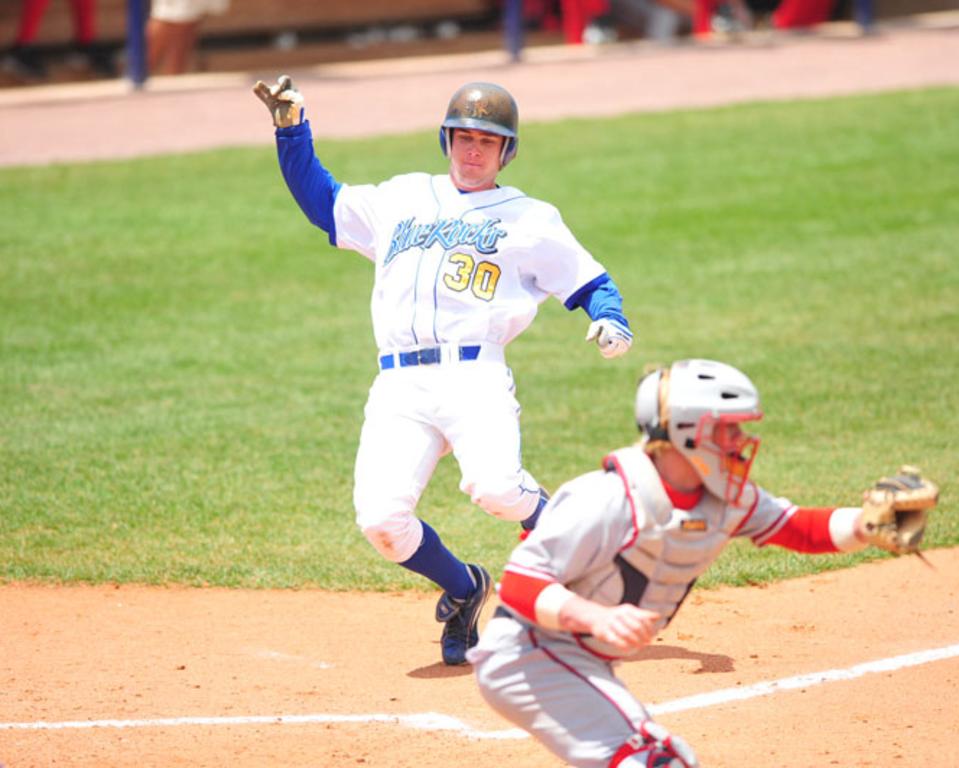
[2,86,957,590]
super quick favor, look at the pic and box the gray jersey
[470,444,792,766]
[498,445,794,660]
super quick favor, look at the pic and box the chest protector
[570,446,753,659]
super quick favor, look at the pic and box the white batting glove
[585,318,633,359]
[252,74,305,128]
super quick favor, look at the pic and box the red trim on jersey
[602,453,640,550]
[499,567,555,623]
[730,483,760,535]
[751,505,792,543]
[659,477,703,510]
[573,633,619,661]
[764,507,839,553]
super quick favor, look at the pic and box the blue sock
[399,521,473,599]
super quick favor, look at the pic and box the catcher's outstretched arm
[762,506,865,554]
[760,466,940,557]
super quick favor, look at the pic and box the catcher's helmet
[439,82,519,167]
[636,359,763,506]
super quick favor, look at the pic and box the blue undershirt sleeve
[564,273,630,327]
[276,120,342,246]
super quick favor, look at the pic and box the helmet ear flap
[439,127,452,157]
[636,366,670,441]
[500,136,518,167]
[649,366,670,441]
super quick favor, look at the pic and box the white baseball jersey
[333,172,606,351]
[337,172,613,563]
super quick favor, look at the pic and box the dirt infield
[2,18,958,768]
[2,549,958,767]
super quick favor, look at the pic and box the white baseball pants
[353,356,541,562]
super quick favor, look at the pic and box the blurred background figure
[593,0,693,43]
[516,0,563,32]
[557,0,612,43]
[550,0,693,45]
[769,0,837,29]
[692,0,856,38]
[536,0,870,42]
[2,0,116,81]
[692,0,754,37]
[147,0,230,75]
[519,0,564,32]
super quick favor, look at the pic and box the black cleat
[435,563,492,666]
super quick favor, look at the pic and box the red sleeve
[764,507,839,553]
[499,567,555,623]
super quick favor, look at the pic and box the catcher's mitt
[860,465,939,555]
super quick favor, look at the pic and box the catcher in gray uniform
[468,358,939,768]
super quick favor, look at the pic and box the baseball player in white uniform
[469,359,936,766]
[254,77,634,665]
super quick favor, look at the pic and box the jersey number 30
[443,253,501,302]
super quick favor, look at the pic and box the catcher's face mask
[694,414,761,505]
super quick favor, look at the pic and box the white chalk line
[3,643,957,740]
[646,642,959,716]
[248,648,334,670]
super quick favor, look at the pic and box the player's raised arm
[253,75,342,239]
